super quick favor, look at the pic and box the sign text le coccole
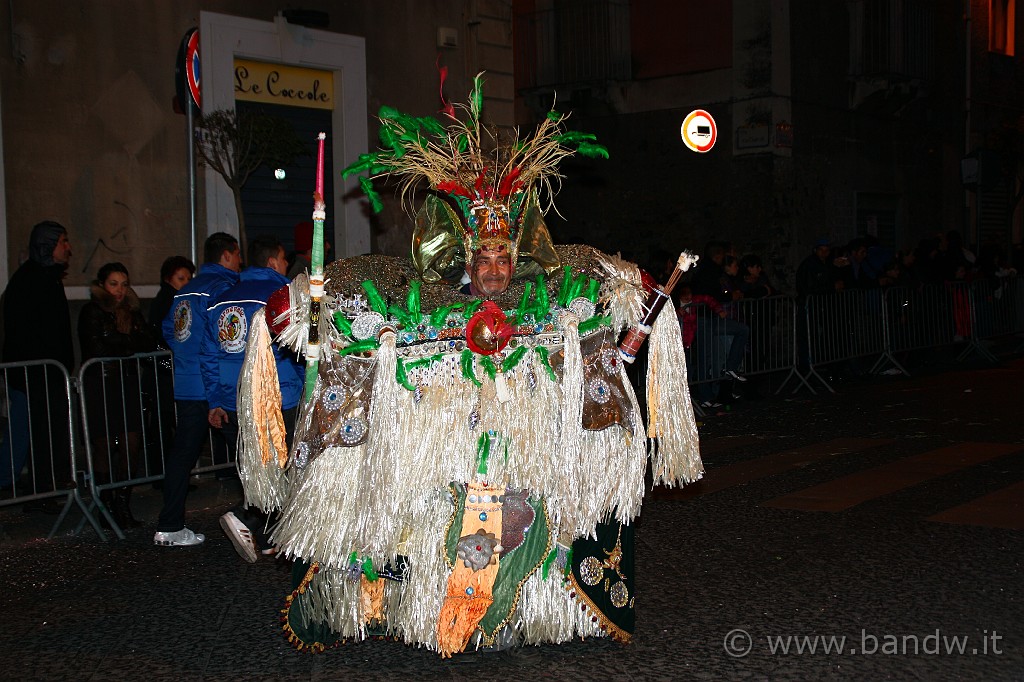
[234,59,334,111]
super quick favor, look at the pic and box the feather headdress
[342,73,608,279]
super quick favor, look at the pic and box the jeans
[156,399,210,533]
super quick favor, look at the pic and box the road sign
[680,109,717,153]
[185,30,201,109]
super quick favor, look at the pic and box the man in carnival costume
[237,75,703,656]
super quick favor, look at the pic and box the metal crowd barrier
[74,350,238,539]
[0,359,102,539]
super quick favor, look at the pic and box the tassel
[646,304,703,486]
[236,307,289,512]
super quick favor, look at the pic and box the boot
[112,487,142,529]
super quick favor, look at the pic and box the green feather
[417,116,446,136]
[546,110,561,121]
[584,277,601,303]
[541,548,558,580]
[476,432,490,475]
[341,153,379,179]
[554,131,597,144]
[470,74,484,120]
[358,177,383,213]
[575,142,609,159]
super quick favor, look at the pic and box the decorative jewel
[527,369,537,392]
[456,529,500,571]
[339,417,367,444]
[346,560,362,583]
[580,556,603,586]
[600,347,620,374]
[293,441,310,469]
[413,385,423,403]
[351,311,385,340]
[568,296,596,320]
[479,512,487,521]
[465,586,475,596]
[468,408,480,430]
[610,581,629,608]
[321,384,348,411]
[587,378,612,404]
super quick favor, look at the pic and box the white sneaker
[154,527,205,546]
[219,511,258,563]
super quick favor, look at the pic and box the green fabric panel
[479,495,549,635]
[444,484,467,564]
[286,560,341,649]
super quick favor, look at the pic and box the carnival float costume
[236,75,703,656]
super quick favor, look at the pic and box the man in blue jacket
[202,235,302,562]
[154,232,241,547]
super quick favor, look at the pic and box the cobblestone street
[1,354,1022,681]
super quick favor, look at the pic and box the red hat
[294,221,314,253]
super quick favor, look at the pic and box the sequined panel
[579,329,636,434]
[579,556,603,586]
[610,580,629,608]
[498,488,535,555]
[303,353,377,466]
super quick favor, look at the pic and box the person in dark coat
[1,221,74,500]
[148,256,196,344]
[78,262,159,527]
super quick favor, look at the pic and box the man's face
[268,246,288,276]
[222,244,242,273]
[468,245,513,297]
[52,233,71,265]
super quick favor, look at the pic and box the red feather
[497,168,522,198]
[436,181,473,199]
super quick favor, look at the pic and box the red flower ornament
[465,301,513,355]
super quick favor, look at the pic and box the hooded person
[1,220,74,498]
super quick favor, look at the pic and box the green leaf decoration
[514,281,533,325]
[578,314,611,335]
[333,311,353,337]
[395,358,415,391]
[461,349,481,387]
[534,275,550,318]
[430,302,464,328]
[462,299,483,319]
[557,266,573,306]
[541,548,558,580]
[361,280,388,315]
[480,356,498,381]
[476,432,491,475]
[361,556,379,581]
[584,277,601,303]
[534,346,557,382]
[546,110,561,121]
[406,280,422,319]
[501,346,528,373]
[338,338,380,357]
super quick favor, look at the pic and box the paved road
[1,351,1021,681]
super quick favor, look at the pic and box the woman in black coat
[78,262,158,527]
